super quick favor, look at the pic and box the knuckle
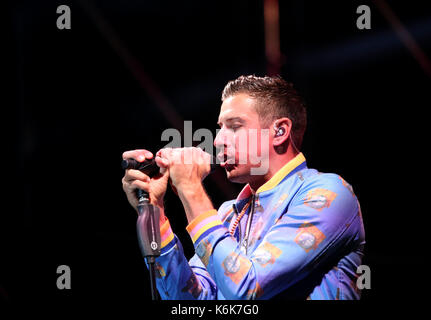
[127,169,137,178]
[123,149,149,161]
[159,148,168,157]
[136,181,149,191]
[130,180,140,189]
[124,171,133,181]
[122,151,132,160]
[128,169,145,180]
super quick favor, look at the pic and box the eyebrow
[217,117,245,127]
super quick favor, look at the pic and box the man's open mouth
[217,153,236,169]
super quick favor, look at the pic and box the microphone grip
[136,202,161,257]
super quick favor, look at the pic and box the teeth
[217,153,236,168]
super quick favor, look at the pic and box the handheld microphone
[121,158,160,177]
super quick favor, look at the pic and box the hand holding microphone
[121,149,170,213]
[122,148,217,211]
[121,149,169,301]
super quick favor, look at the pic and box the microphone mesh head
[121,159,130,170]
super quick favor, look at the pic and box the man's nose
[214,128,230,148]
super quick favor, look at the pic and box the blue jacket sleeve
[147,220,218,300]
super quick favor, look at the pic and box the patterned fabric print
[196,239,212,267]
[297,172,304,181]
[155,262,166,278]
[294,222,326,253]
[246,282,264,299]
[253,242,282,268]
[254,196,264,213]
[181,273,203,299]
[338,176,355,197]
[220,206,235,224]
[222,253,252,285]
[350,277,361,296]
[303,188,337,211]
[247,216,265,249]
[273,193,289,211]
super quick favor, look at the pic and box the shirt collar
[236,152,307,201]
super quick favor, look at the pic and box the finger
[157,148,172,159]
[122,177,139,193]
[157,148,177,167]
[156,149,163,158]
[190,147,202,164]
[169,179,178,196]
[200,149,213,168]
[122,149,153,161]
[124,169,150,183]
[170,148,184,165]
[131,179,150,192]
[155,155,169,168]
[182,147,195,165]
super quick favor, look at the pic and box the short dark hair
[221,75,307,149]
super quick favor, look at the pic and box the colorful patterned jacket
[149,153,365,299]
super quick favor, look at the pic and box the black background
[3,0,429,308]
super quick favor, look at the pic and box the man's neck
[249,148,299,193]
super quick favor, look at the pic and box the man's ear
[272,118,292,147]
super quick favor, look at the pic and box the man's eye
[231,125,241,131]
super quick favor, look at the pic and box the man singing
[122,75,365,300]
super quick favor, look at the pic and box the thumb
[169,179,178,196]
[155,155,169,170]
[155,155,170,176]
[159,166,169,178]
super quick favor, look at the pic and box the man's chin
[225,165,249,183]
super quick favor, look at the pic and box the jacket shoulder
[300,169,357,199]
